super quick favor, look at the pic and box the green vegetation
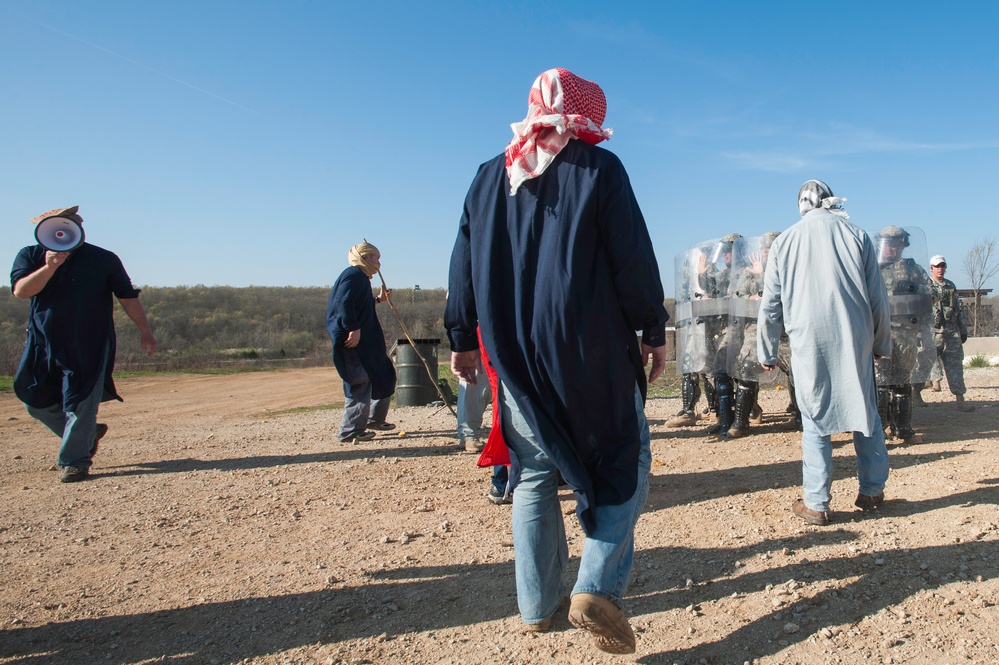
[967,354,993,368]
[0,285,449,375]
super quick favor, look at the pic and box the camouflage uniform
[930,276,969,396]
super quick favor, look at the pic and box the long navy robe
[11,243,141,412]
[326,266,396,400]
[445,140,668,533]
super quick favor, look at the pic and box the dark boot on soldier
[876,386,892,438]
[892,386,916,441]
[912,385,927,407]
[702,374,718,422]
[710,373,734,438]
[727,383,755,438]
[955,393,975,412]
[666,373,701,427]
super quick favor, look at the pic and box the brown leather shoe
[522,616,553,633]
[568,593,636,654]
[792,498,829,526]
[855,493,884,511]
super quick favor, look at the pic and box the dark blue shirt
[11,243,141,411]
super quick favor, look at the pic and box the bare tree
[963,235,999,336]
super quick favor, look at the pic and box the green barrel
[393,338,440,406]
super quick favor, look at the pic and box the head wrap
[504,68,613,195]
[798,179,849,219]
[30,205,83,226]
[348,242,381,278]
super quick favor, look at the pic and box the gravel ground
[1,366,997,664]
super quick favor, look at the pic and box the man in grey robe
[757,180,891,525]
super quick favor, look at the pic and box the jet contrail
[27,16,259,114]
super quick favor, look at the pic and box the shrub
[967,355,992,368]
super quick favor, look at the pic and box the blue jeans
[339,348,390,441]
[800,416,889,512]
[457,361,491,443]
[25,345,109,470]
[500,382,651,624]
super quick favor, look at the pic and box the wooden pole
[374,267,457,419]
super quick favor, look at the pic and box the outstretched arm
[118,297,157,355]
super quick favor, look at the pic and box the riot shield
[697,237,738,374]
[674,243,713,374]
[870,225,935,385]
[726,233,780,383]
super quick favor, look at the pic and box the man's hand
[760,363,777,371]
[46,251,70,269]
[450,350,481,384]
[140,332,157,355]
[378,285,391,303]
[643,344,667,383]
[345,329,361,348]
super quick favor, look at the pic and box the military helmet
[879,225,910,247]
[760,231,780,250]
[722,232,743,244]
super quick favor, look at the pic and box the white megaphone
[35,216,86,252]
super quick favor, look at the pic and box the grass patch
[967,354,992,368]
[0,375,12,393]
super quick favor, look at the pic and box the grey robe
[757,209,891,436]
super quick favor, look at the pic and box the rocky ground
[1,366,997,665]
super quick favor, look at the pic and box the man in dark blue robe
[326,242,396,442]
[11,205,157,483]
[445,68,668,654]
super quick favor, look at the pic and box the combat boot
[876,387,892,436]
[955,394,975,412]
[912,387,927,407]
[712,373,734,437]
[666,410,698,427]
[892,388,916,441]
[727,384,755,438]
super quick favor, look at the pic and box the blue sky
[3,1,998,295]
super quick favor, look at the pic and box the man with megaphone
[11,205,157,483]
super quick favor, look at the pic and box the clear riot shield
[690,239,732,374]
[726,234,778,383]
[870,225,935,385]
[674,244,712,374]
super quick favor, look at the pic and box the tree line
[0,285,450,374]
[0,284,994,377]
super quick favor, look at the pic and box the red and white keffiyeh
[504,68,613,194]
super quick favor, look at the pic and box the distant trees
[963,236,999,337]
[0,285,451,375]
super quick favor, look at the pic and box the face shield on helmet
[877,226,910,264]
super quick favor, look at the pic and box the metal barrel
[393,338,440,406]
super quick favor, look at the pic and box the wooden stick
[375,267,457,419]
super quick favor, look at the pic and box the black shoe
[90,423,109,458]
[60,466,89,483]
[340,431,377,443]
[367,420,396,431]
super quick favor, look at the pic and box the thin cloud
[27,17,258,114]
[724,124,999,173]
